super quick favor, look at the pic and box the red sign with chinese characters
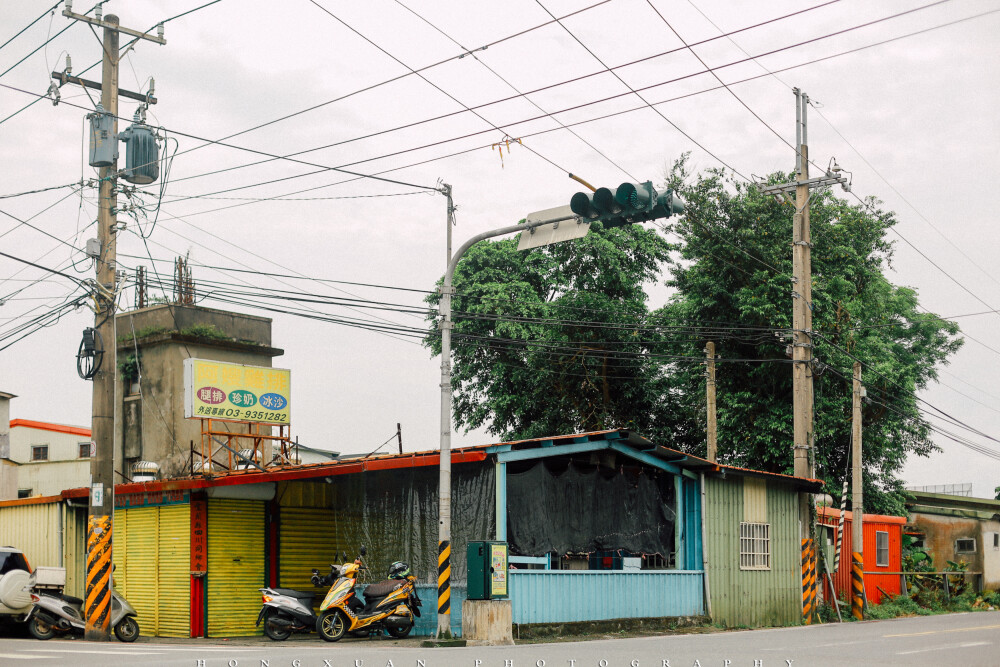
[190,498,207,575]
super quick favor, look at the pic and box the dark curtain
[330,462,494,585]
[506,460,676,556]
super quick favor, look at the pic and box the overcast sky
[1,0,997,498]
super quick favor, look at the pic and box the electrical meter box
[467,540,508,600]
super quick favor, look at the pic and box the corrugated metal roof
[39,428,823,500]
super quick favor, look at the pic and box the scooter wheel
[387,624,412,639]
[262,608,291,641]
[29,617,56,640]
[114,616,140,642]
[317,609,347,642]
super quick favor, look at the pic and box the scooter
[25,572,140,642]
[257,567,330,640]
[316,547,421,642]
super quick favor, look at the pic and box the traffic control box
[467,541,508,600]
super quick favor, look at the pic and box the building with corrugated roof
[0,428,823,637]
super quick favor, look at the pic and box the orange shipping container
[817,506,905,604]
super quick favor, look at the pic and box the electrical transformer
[119,116,160,185]
[87,104,117,168]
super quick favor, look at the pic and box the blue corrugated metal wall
[356,583,465,636]
[509,571,704,624]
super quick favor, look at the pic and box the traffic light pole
[60,5,165,641]
[436,207,577,637]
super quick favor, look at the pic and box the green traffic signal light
[570,180,683,228]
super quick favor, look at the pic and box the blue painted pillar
[674,474,685,570]
[495,461,507,541]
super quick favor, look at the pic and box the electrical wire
[307,0,571,175]
[391,0,638,182]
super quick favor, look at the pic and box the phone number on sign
[195,406,288,422]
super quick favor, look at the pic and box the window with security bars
[739,522,771,570]
[876,531,889,567]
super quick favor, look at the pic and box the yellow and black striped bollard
[84,515,113,639]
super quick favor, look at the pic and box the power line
[391,0,637,182]
[0,2,65,54]
[147,2,980,202]
[149,0,612,169]
[307,0,571,175]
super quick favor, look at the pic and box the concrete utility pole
[437,183,456,637]
[60,4,165,641]
[851,361,864,618]
[705,341,717,462]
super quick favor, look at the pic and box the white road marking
[897,641,991,655]
[23,648,165,655]
[0,654,60,660]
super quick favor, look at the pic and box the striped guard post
[851,551,864,620]
[833,478,848,573]
[85,515,113,638]
[437,540,451,615]
[801,538,816,624]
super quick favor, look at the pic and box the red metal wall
[818,507,904,605]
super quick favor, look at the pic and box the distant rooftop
[905,483,972,497]
[9,419,91,437]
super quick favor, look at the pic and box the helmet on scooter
[387,561,410,579]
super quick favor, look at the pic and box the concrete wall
[8,425,90,464]
[114,304,282,479]
[15,460,91,498]
[909,512,1000,589]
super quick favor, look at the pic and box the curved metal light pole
[435,194,579,637]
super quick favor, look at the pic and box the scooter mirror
[360,546,367,556]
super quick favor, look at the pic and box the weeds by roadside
[818,588,999,622]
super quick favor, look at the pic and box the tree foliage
[426,157,962,514]
[425,222,672,441]
[658,157,961,514]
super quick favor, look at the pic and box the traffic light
[570,181,684,229]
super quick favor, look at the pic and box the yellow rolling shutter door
[207,499,265,637]
[112,504,191,638]
[278,507,339,593]
[124,508,159,632]
[157,505,191,637]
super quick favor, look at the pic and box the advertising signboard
[183,358,290,425]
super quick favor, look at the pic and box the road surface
[0,611,996,666]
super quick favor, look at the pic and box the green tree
[657,157,962,514]
[426,157,961,515]
[424,221,672,441]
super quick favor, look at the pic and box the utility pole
[705,342,717,462]
[851,361,864,619]
[760,89,848,625]
[760,89,849,523]
[60,3,165,642]
[437,183,456,638]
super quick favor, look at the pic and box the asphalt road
[0,611,996,666]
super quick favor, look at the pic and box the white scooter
[25,571,140,642]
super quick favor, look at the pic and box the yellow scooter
[316,547,421,641]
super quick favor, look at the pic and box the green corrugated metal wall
[705,475,801,627]
[207,498,264,637]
